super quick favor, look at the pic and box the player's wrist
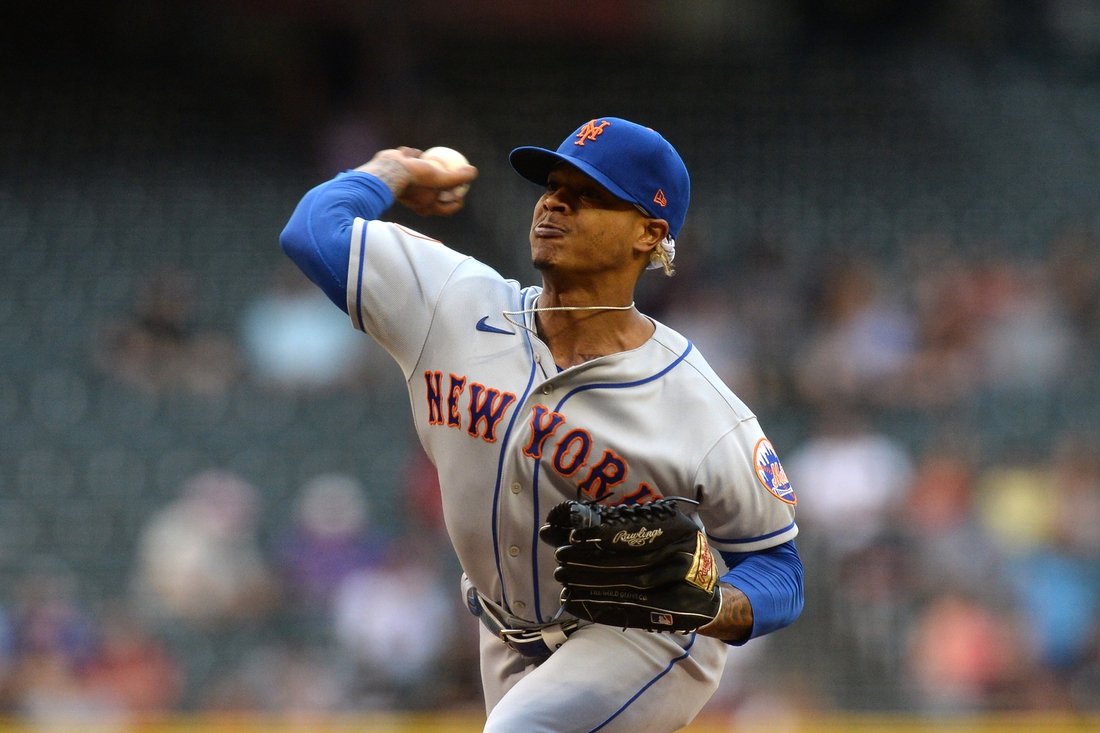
[357,153,414,198]
[696,583,753,643]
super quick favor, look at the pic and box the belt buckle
[461,577,579,658]
[500,621,576,658]
[500,627,553,658]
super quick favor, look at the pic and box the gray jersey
[347,218,796,614]
[345,217,797,730]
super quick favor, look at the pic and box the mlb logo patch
[754,438,796,505]
[651,612,674,626]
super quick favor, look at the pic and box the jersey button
[533,353,541,363]
[508,545,520,557]
[513,601,526,611]
[511,482,521,494]
[541,384,553,394]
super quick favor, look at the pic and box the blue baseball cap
[509,117,690,240]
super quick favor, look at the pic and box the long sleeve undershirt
[280,170,805,644]
[280,171,394,313]
[719,540,804,644]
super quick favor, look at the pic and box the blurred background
[1,0,1099,729]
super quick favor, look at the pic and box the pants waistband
[461,574,586,658]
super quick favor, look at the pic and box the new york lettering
[424,371,658,505]
[424,371,515,442]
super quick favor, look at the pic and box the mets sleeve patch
[754,438,796,505]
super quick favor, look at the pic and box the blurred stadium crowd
[2,0,1100,726]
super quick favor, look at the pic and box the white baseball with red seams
[342,215,798,732]
[420,146,471,198]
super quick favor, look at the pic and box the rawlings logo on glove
[613,527,663,547]
[539,498,722,633]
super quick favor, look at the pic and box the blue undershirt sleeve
[718,540,804,644]
[279,171,395,313]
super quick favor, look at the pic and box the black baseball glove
[539,498,722,632]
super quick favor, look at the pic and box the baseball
[421,146,471,198]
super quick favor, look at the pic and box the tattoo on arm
[361,157,413,198]
[698,583,753,643]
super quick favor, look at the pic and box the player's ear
[633,218,669,257]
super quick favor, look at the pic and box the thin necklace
[502,301,636,338]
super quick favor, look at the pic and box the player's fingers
[396,146,423,157]
[402,191,466,217]
[429,196,466,217]
[405,158,479,189]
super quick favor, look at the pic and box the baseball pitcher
[281,118,804,732]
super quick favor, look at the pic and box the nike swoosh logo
[476,316,514,335]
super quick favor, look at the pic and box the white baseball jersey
[345,217,798,730]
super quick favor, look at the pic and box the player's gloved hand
[356,147,478,217]
[539,498,722,633]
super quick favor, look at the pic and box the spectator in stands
[6,563,102,722]
[81,603,182,715]
[1049,230,1100,349]
[973,259,1073,394]
[133,470,277,627]
[207,642,348,714]
[9,565,95,673]
[275,473,388,611]
[904,247,985,407]
[795,261,917,406]
[1051,432,1100,560]
[906,593,1026,712]
[731,236,810,407]
[9,653,112,724]
[240,262,387,391]
[402,447,448,541]
[332,546,455,709]
[975,454,1057,558]
[901,449,1002,598]
[394,447,483,708]
[94,267,241,395]
[785,411,916,678]
[976,436,1100,675]
[784,409,914,559]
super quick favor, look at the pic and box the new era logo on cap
[509,117,691,240]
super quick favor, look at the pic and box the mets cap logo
[754,438,796,505]
[574,119,610,146]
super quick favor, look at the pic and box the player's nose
[541,188,571,214]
